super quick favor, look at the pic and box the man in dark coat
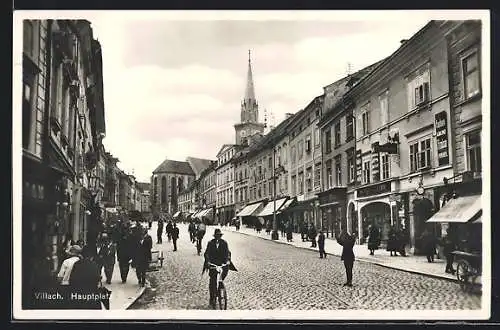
[335,230,356,287]
[309,224,317,248]
[318,230,326,258]
[172,222,180,251]
[96,233,116,284]
[166,220,174,242]
[157,218,164,244]
[203,228,232,309]
[133,227,153,286]
[387,225,399,256]
[116,223,133,283]
[441,228,456,273]
[69,245,103,309]
[420,228,437,263]
[367,224,380,256]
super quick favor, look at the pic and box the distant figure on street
[335,230,357,287]
[308,224,317,248]
[420,228,437,263]
[69,245,102,309]
[96,233,116,284]
[300,223,308,242]
[398,227,409,257]
[318,230,326,258]
[132,227,152,287]
[172,223,180,251]
[441,228,456,274]
[189,221,196,242]
[235,218,240,231]
[166,220,174,242]
[386,225,399,256]
[265,220,272,235]
[286,221,293,242]
[148,216,153,229]
[157,218,164,244]
[367,224,381,256]
[255,220,262,233]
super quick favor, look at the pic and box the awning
[197,208,212,218]
[284,200,315,213]
[192,209,202,218]
[236,202,264,217]
[277,199,295,214]
[257,198,288,217]
[173,211,181,218]
[426,195,482,223]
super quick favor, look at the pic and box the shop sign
[357,181,391,198]
[435,111,449,166]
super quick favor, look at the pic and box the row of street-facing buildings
[21,19,150,308]
[151,20,483,256]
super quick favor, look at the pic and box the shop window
[325,129,332,154]
[466,130,481,173]
[409,137,432,172]
[362,161,371,184]
[462,50,480,99]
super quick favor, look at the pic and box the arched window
[161,177,167,203]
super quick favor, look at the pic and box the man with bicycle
[203,228,230,309]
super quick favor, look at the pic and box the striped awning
[257,198,288,217]
[236,202,264,217]
[277,199,295,214]
[426,195,481,223]
[173,211,181,218]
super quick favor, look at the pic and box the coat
[336,233,355,262]
[367,227,381,250]
[166,222,174,234]
[203,238,237,273]
[420,232,437,255]
[68,258,102,309]
[172,226,180,239]
[97,242,116,266]
[317,233,325,248]
[133,235,153,268]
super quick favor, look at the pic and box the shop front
[236,201,265,227]
[284,199,317,233]
[318,187,346,238]
[216,205,235,226]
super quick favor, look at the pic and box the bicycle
[207,262,228,310]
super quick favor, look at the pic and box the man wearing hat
[96,233,116,284]
[203,228,233,308]
[57,245,82,286]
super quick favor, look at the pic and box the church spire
[244,49,256,102]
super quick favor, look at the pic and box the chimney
[285,113,294,119]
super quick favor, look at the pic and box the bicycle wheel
[217,283,227,310]
[456,260,471,292]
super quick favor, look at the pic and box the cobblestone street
[130,223,481,310]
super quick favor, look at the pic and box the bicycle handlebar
[207,262,229,271]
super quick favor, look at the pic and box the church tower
[234,50,265,146]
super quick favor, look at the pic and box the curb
[223,228,460,283]
[123,282,148,310]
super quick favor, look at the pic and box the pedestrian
[235,218,240,231]
[309,224,317,248]
[398,227,409,257]
[286,221,293,242]
[265,220,272,235]
[367,224,380,256]
[300,222,308,242]
[255,220,262,233]
[318,230,326,258]
[148,216,153,229]
[420,228,437,263]
[386,225,399,256]
[172,222,180,252]
[188,221,196,242]
[335,230,357,287]
[441,228,456,274]
[166,220,174,242]
[132,227,152,287]
[57,245,82,286]
[157,217,164,244]
[96,233,116,284]
[116,223,133,283]
[69,245,103,309]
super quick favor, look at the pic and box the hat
[213,228,223,237]
[67,245,82,256]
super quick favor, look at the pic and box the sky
[74,11,477,183]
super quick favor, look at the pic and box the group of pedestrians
[367,224,409,257]
[155,215,179,251]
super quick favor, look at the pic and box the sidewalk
[101,258,147,310]
[220,225,471,283]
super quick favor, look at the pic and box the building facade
[348,20,461,251]
[216,144,238,225]
[22,19,106,308]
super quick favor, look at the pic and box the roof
[186,157,215,179]
[136,182,150,192]
[153,159,195,175]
